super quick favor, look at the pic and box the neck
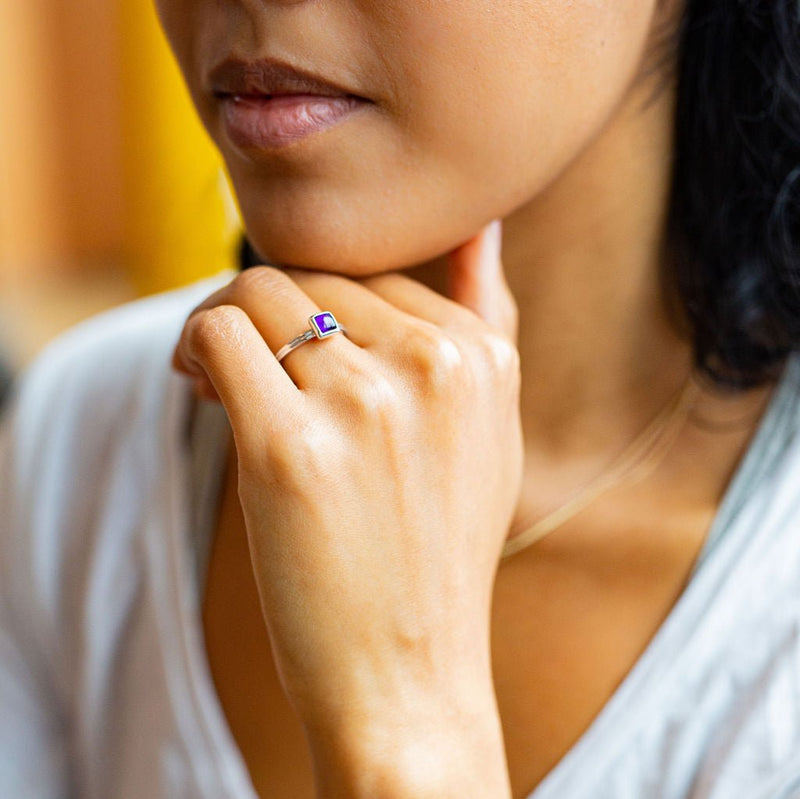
[504,75,690,460]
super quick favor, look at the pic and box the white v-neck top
[2,273,800,799]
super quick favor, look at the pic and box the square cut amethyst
[310,311,339,338]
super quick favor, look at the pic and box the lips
[209,57,369,150]
[209,57,362,100]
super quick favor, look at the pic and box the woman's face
[155,0,666,274]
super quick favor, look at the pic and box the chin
[240,214,457,279]
[244,234,402,276]
[232,170,493,279]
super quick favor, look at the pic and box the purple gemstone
[311,312,339,337]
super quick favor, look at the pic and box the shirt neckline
[529,352,800,797]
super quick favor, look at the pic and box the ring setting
[275,311,347,363]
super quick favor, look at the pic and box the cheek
[153,1,193,63]
[402,0,660,209]
[154,1,238,117]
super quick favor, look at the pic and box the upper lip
[209,57,361,99]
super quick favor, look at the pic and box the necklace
[501,374,701,560]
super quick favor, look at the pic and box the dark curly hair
[667,0,800,389]
[241,2,800,391]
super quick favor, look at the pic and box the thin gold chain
[501,375,701,560]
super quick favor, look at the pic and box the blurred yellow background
[0,0,242,370]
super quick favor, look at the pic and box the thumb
[447,219,518,342]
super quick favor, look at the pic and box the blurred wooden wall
[0,0,240,364]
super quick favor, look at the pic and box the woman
[2,1,799,797]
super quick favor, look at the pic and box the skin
[156,0,664,274]
[158,0,778,796]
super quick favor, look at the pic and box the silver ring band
[275,311,347,363]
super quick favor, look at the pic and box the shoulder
[3,270,234,502]
[11,270,234,420]
[751,353,800,498]
[708,353,800,562]
[0,271,234,676]
[3,265,235,504]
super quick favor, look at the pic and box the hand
[173,221,522,797]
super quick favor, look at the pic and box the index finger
[175,301,303,447]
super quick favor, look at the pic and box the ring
[275,311,348,363]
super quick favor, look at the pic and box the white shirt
[2,273,800,799]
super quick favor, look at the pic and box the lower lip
[219,93,365,150]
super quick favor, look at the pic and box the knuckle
[354,372,402,421]
[269,418,342,483]
[477,332,520,378]
[186,304,248,357]
[335,362,402,423]
[406,324,466,390]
